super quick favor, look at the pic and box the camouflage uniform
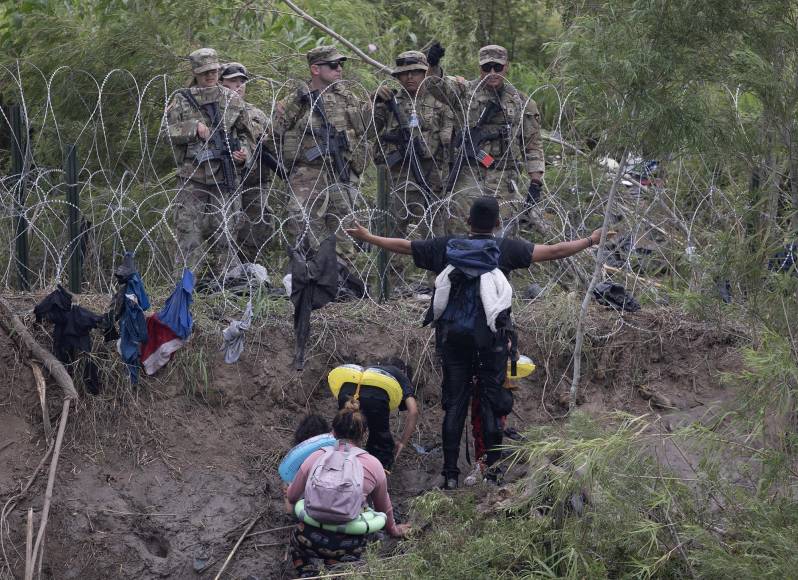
[427,45,545,234]
[373,51,453,241]
[222,62,279,262]
[239,100,280,261]
[274,46,371,259]
[166,49,254,276]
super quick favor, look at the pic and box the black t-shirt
[338,364,415,412]
[411,234,534,275]
[411,234,534,334]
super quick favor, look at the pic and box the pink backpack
[304,443,366,523]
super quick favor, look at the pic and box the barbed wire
[0,63,763,326]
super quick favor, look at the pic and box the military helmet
[307,45,348,66]
[221,62,249,80]
[478,45,509,65]
[392,50,428,76]
[189,48,221,74]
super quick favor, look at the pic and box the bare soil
[0,295,746,579]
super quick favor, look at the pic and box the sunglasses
[481,62,505,73]
[395,57,422,66]
[319,61,344,70]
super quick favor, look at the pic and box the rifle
[245,136,290,181]
[304,91,350,183]
[445,99,505,193]
[381,96,432,194]
[180,90,239,194]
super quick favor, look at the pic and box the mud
[0,297,746,579]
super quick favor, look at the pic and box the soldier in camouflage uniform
[274,46,371,260]
[220,62,277,262]
[166,48,254,277]
[426,44,545,235]
[373,50,452,241]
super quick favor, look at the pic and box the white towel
[432,266,512,332]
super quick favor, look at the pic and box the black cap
[469,197,500,231]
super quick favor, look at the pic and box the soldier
[426,44,545,235]
[373,50,452,241]
[274,45,371,260]
[219,62,278,262]
[165,48,254,278]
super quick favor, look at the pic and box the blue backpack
[438,238,500,334]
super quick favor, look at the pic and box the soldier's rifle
[445,99,505,193]
[381,96,432,195]
[180,90,239,194]
[304,90,350,183]
[246,135,290,181]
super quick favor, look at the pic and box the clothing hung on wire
[140,269,195,376]
[107,252,151,338]
[105,253,152,382]
[118,294,148,383]
[289,236,339,371]
[34,285,104,394]
[221,301,253,364]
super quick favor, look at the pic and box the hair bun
[344,397,361,413]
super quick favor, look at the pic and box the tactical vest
[380,89,453,163]
[280,83,368,179]
[170,86,247,185]
[460,81,525,171]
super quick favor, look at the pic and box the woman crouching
[284,400,411,577]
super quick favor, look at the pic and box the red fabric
[471,382,486,460]
[471,380,506,461]
[140,314,182,374]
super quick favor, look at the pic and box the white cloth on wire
[221,302,253,364]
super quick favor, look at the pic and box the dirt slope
[0,296,744,579]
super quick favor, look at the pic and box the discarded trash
[412,443,440,455]
[522,283,545,300]
[716,279,732,304]
[592,281,640,313]
[768,242,797,275]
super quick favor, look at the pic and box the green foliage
[357,413,798,579]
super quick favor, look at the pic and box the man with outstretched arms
[346,197,604,489]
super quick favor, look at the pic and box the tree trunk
[569,150,629,410]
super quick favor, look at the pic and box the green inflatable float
[294,499,387,535]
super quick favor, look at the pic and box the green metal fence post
[65,144,82,293]
[11,104,29,290]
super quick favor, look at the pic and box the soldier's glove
[375,85,394,103]
[527,181,542,205]
[426,42,446,67]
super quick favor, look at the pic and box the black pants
[338,392,394,471]
[440,331,510,479]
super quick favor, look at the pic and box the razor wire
[0,61,767,330]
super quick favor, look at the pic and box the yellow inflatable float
[507,355,536,380]
[328,364,404,411]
